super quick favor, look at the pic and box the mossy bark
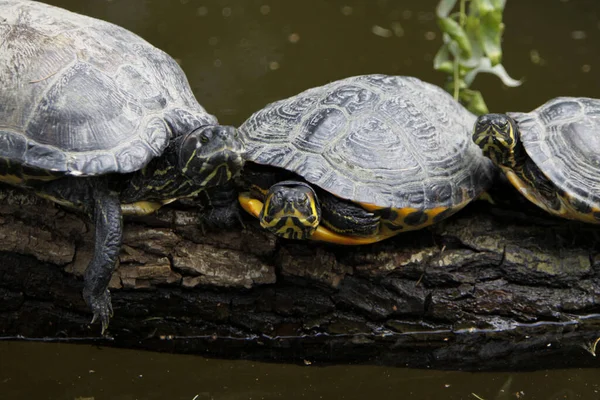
[1,186,600,371]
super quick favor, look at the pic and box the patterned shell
[508,97,600,208]
[0,0,216,176]
[240,74,495,209]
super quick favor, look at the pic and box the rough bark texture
[1,185,600,371]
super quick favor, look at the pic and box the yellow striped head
[179,125,245,187]
[259,181,321,240]
[473,114,520,168]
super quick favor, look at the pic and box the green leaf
[438,17,472,58]
[491,0,506,11]
[434,44,454,73]
[476,0,496,14]
[464,57,523,87]
[436,0,458,18]
[460,15,485,68]
[460,89,489,115]
[480,11,504,65]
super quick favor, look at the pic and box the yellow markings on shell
[503,167,600,224]
[362,204,426,230]
[310,225,389,245]
[566,203,600,224]
[503,167,542,207]
[363,202,469,236]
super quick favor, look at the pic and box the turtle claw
[85,289,113,335]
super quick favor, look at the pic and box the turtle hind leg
[83,182,122,334]
[318,190,380,237]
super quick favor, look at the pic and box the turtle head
[473,114,521,168]
[179,125,244,187]
[259,181,321,240]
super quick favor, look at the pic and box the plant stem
[453,55,459,100]
[453,0,468,100]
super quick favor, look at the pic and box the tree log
[1,185,600,371]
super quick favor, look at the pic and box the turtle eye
[273,191,283,204]
[200,134,209,143]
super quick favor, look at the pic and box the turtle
[238,74,495,245]
[0,0,245,332]
[473,97,600,224]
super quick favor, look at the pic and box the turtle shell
[508,97,600,210]
[0,0,216,176]
[240,74,494,210]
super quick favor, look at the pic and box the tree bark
[1,185,600,371]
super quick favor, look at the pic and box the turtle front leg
[318,190,380,237]
[201,182,245,229]
[179,180,244,229]
[83,184,123,334]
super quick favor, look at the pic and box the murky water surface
[1,341,600,400]
[26,0,600,127]
[2,0,600,398]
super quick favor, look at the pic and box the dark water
[3,0,600,398]
[1,341,600,400]
[27,0,600,127]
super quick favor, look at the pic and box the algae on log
[1,185,600,371]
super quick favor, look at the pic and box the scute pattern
[240,74,494,209]
[0,0,216,176]
[508,97,600,209]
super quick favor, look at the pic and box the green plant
[434,0,521,115]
